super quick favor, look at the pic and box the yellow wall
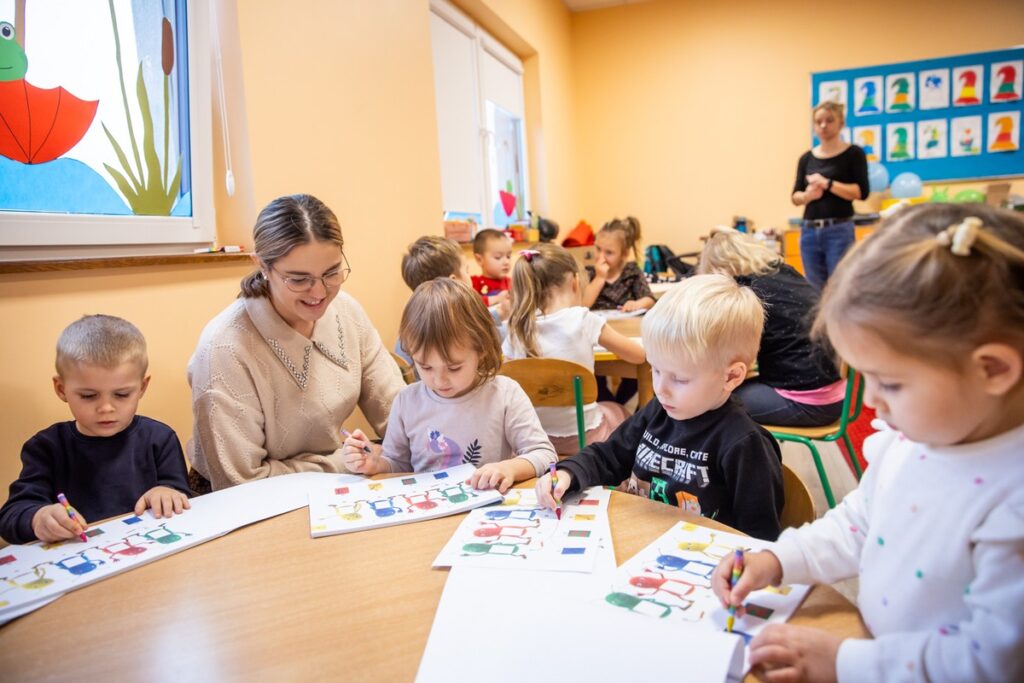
[571,0,1024,252]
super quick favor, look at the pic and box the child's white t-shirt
[502,306,606,437]
[770,421,1024,683]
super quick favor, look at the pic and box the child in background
[583,216,656,404]
[713,205,1024,682]
[343,278,555,492]
[503,244,645,454]
[537,274,784,540]
[471,228,513,309]
[0,315,191,545]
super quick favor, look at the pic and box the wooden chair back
[389,351,417,385]
[498,358,598,407]
[779,462,816,529]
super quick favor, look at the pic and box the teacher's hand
[805,173,829,190]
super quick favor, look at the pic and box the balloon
[929,187,950,203]
[867,162,889,193]
[891,172,923,199]
[953,189,986,203]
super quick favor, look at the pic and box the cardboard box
[444,220,474,243]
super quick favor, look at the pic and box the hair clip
[520,249,540,263]
[937,217,982,256]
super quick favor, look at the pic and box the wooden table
[596,316,654,407]
[0,489,867,682]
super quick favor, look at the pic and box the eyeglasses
[269,254,352,292]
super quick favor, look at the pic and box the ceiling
[562,0,651,12]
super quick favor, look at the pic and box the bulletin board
[811,47,1024,182]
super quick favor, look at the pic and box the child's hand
[711,549,782,615]
[469,461,518,493]
[748,624,842,683]
[494,295,512,321]
[135,486,191,518]
[489,290,509,307]
[535,468,571,510]
[31,503,88,543]
[593,256,610,281]
[621,300,644,312]
[342,429,382,474]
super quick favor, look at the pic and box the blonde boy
[537,274,784,540]
[0,315,190,545]
[401,235,472,291]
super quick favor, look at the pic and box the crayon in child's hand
[549,463,562,520]
[726,548,745,633]
[340,428,372,454]
[56,492,88,542]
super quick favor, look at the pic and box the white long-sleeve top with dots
[770,421,1024,683]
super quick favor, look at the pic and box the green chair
[766,368,864,509]
[498,358,597,452]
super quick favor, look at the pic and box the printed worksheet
[307,464,503,537]
[432,487,611,573]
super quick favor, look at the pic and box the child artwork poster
[916,119,948,160]
[951,116,983,157]
[990,60,1023,103]
[885,73,915,113]
[953,65,984,106]
[886,122,915,162]
[307,464,503,537]
[433,487,611,574]
[853,76,883,115]
[918,68,950,110]
[987,111,1020,153]
[853,125,882,162]
[817,80,848,109]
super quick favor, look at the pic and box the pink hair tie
[520,249,540,263]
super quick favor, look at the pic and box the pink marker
[56,493,88,542]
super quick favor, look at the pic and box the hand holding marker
[726,549,745,633]
[340,428,371,454]
[549,463,562,520]
[56,492,88,542]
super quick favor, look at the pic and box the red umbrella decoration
[0,79,98,164]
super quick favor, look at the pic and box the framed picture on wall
[0,0,214,256]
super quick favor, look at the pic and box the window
[0,0,214,256]
[429,0,528,229]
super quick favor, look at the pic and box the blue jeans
[735,381,843,427]
[800,220,855,289]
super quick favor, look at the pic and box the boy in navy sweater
[536,274,784,540]
[0,315,190,545]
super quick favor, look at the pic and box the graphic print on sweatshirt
[426,431,484,469]
[626,429,712,515]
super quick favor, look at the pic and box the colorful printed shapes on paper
[573,514,595,521]
[84,528,104,538]
[993,64,1019,101]
[577,499,599,506]
[368,482,383,491]
[730,630,754,645]
[0,80,99,164]
[561,547,586,555]
[499,189,517,217]
[0,554,16,565]
[401,478,417,486]
[567,529,592,538]
[335,487,350,495]
[990,116,1018,152]
[434,472,449,480]
[744,603,775,620]
[681,522,697,532]
[889,78,912,111]
[955,70,980,105]
[763,584,792,596]
[41,542,65,551]
[122,516,143,525]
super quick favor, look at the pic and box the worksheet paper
[0,471,359,625]
[417,533,743,683]
[307,464,503,537]
[432,487,611,573]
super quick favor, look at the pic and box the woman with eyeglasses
[186,194,405,493]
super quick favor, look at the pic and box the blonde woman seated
[697,228,844,428]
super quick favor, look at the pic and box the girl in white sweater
[712,204,1024,683]
[343,278,555,492]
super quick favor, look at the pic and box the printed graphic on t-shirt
[628,430,711,513]
[425,430,483,469]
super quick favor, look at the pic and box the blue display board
[812,48,1024,182]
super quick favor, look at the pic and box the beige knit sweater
[187,292,404,490]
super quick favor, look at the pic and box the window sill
[0,252,252,274]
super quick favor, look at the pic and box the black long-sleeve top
[0,416,190,545]
[793,145,869,221]
[557,396,784,540]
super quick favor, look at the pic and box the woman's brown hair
[598,216,643,262]
[814,203,1024,367]
[240,194,344,298]
[507,244,580,358]
[399,278,502,385]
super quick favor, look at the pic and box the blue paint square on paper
[434,472,449,480]
[561,547,586,555]
[122,516,142,525]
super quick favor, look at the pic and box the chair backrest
[498,358,598,407]
[779,462,816,529]
[389,351,417,385]
[836,364,865,432]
